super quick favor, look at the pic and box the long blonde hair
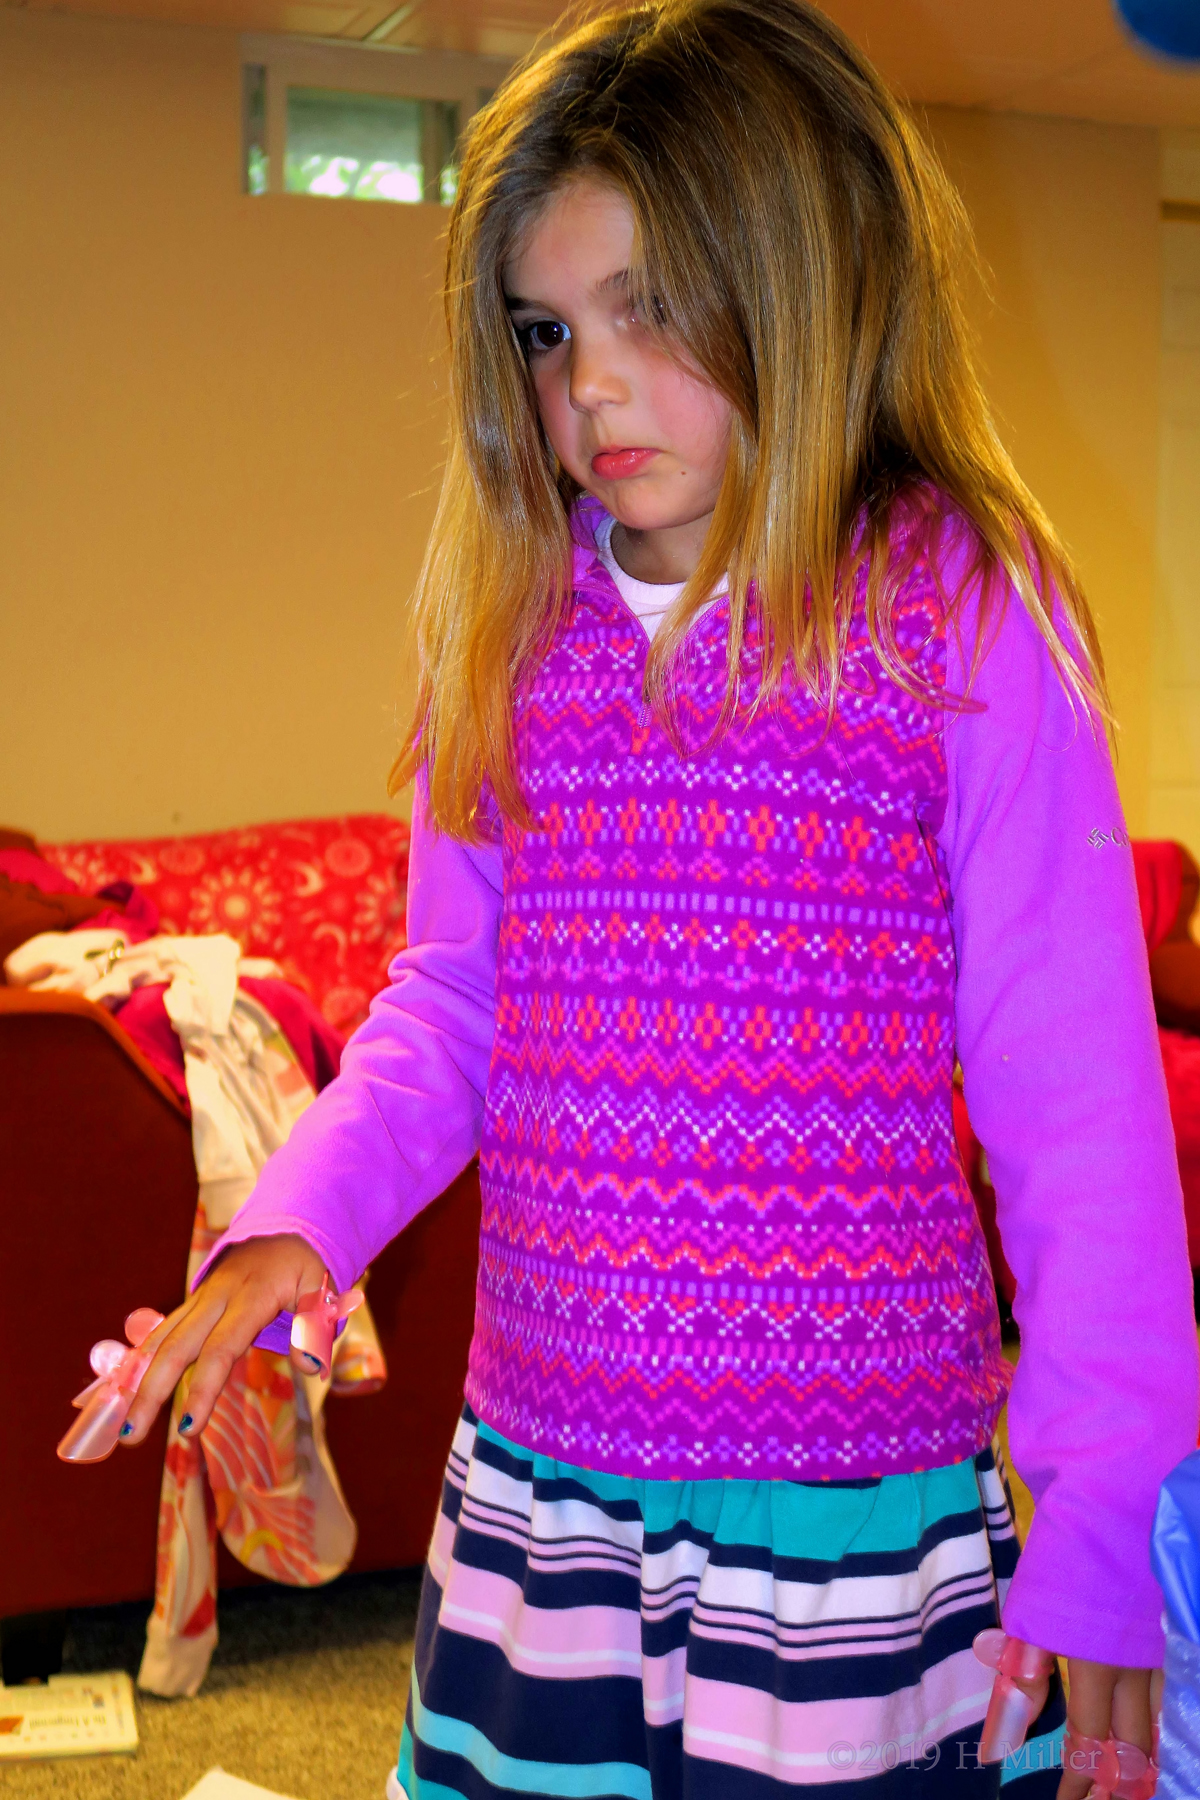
[393,0,1107,836]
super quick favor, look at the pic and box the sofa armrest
[0,988,189,1119]
[0,984,198,1616]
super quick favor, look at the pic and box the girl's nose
[569,338,629,413]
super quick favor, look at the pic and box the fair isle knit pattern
[465,502,1009,1482]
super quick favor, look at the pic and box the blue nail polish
[179,1413,194,1434]
[119,1422,134,1439]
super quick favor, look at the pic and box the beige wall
[0,10,1164,840]
[0,6,445,842]
[1151,134,1200,855]
[927,106,1162,832]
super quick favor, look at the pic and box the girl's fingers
[1065,1658,1117,1735]
[166,1311,263,1437]
[1110,1665,1154,1753]
[1056,1661,1152,1800]
[120,1288,233,1442]
[117,1236,330,1445]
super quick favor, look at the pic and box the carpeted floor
[2,1355,1036,1800]
[0,1568,423,1800]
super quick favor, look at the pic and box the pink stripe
[456,1522,637,1580]
[688,1591,988,1659]
[528,1555,641,1577]
[643,1648,687,1724]
[439,1563,643,1680]
[642,1598,697,1623]
[458,1511,640,1576]
[687,1582,993,1656]
[682,1649,992,1783]
[428,1509,457,1585]
[689,1622,922,1659]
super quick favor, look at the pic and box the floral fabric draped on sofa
[44,813,410,1035]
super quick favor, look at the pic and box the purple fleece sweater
[201,502,1197,1667]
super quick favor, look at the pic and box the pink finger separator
[973,1629,1056,1765]
[284,1272,365,1381]
[57,1277,365,1464]
[973,1633,1160,1797]
[1062,1725,1158,1800]
[57,1307,165,1464]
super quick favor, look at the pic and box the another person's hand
[118,1234,328,1446]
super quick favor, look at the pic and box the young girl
[124,1,1199,1793]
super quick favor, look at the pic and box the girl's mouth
[590,447,659,480]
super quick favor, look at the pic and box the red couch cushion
[43,814,410,1034]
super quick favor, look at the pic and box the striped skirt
[389,1406,1066,1799]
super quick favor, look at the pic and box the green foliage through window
[243,64,268,196]
[283,88,459,205]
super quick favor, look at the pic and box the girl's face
[504,177,733,580]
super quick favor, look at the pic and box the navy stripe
[413,1564,445,1688]
[416,1627,649,1768]
[703,1504,988,1582]
[640,1610,696,1660]
[640,1520,716,1558]
[787,1476,884,1490]
[449,1529,644,1613]
[683,1598,1000,1702]
[440,1476,466,1527]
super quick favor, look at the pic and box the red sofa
[9,815,1198,1672]
[0,814,481,1672]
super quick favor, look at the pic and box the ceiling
[4,0,1200,125]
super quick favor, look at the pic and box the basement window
[282,88,459,205]
[243,64,268,196]
[239,41,508,203]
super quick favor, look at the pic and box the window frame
[240,35,513,202]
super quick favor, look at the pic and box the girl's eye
[519,319,570,356]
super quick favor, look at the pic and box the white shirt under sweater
[595,514,724,640]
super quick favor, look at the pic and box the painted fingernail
[119,1422,134,1439]
[179,1413,194,1434]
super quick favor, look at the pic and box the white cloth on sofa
[6,926,384,1697]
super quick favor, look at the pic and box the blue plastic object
[1114,0,1200,61]
[1153,1451,1200,1798]
[1153,1450,1200,1641]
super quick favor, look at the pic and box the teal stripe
[474,1416,986,1560]
[1001,1720,1066,1785]
[407,1670,653,1800]
[397,1721,420,1797]
[400,1716,474,1800]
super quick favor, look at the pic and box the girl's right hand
[118,1234,328,1446]
[1056,1660,1162,1800]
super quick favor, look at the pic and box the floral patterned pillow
[43,814,410,1034]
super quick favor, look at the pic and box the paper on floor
[0,1671,138,1759]
[182,1770,302,1800]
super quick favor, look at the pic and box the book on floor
[182,1771,302,1800]
[0,1670,138,1760]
